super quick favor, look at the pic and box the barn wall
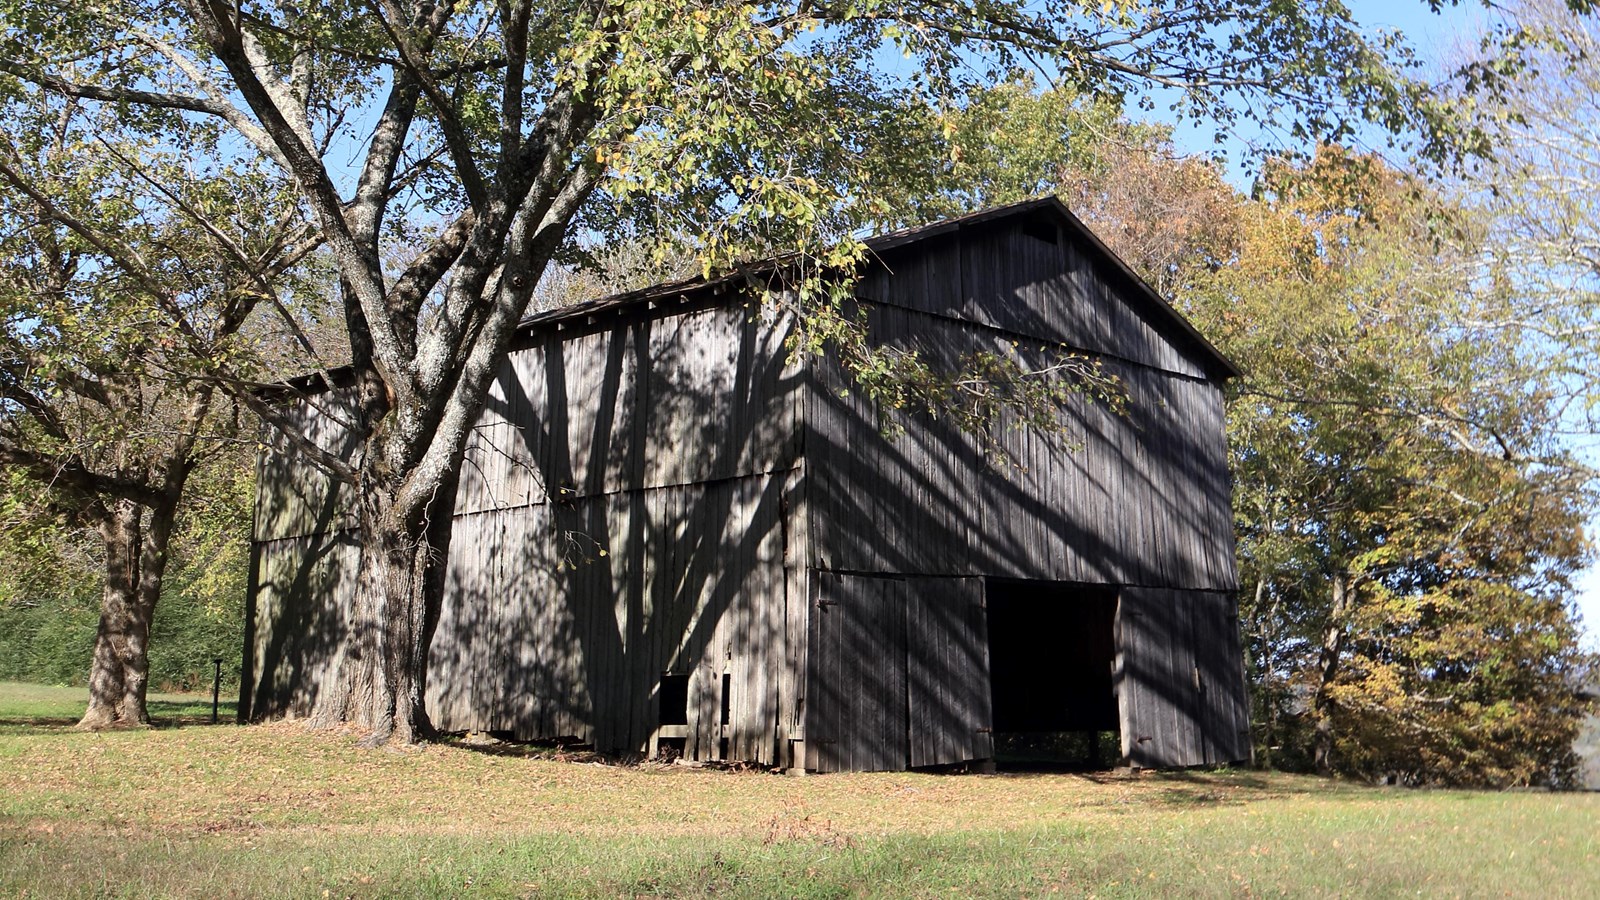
[244,530,360,720]
[252,389,359,544]
[245,388,361,719]
[430,470,804,765]
[806,219,1244,771]
[806,302,1237,590]
[247,301,811,765]
[1115,587,1252,767]
[857,220,1210,379]
[432,301,808,764]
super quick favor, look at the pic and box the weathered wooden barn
[243,197,1251,772]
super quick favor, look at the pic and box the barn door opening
[985,579,1120,770]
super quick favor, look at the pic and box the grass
[2,682,1597,898]
[0,681,236,729]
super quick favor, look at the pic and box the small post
[211,657,223,725]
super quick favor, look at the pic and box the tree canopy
[0,0,1542,744]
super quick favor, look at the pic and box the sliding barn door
[1116,588,1251,768]
[805,572,992,772]
[906,576,993,767]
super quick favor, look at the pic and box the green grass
[2,681,1596,898]
[0,680,235,730]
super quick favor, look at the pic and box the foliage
[870,76,1138,225]
[0,588,244,692]
[1184,147,1597,787]
[1454,0,1600,424]
[0,453,249,691]
[0,31,316,725]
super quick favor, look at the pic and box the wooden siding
[857,221,1208,378]
[433,301,807,763]
[1115,587,1252,767]
[456,300,801,515]
[246,530,360,718]
[247,301,810,766]
[430,469,804,765]
[806,302,1237,590]
[253,390,359,542]
[805,573,992,772]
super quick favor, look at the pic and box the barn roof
[278,197,1239,395]
[517,196,1240,380]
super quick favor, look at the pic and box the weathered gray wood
[245,529,362,717]
[252,391,360,542]
[1115,587,1250,768]
[249,199,1245,773]
[804,573,993,772]
[807,305,1235,591]
[1194,591,1253,764]
[906,576,991,767]
[859,220,1208,379]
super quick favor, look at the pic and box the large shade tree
[0,91,314,726]
[1458,0,1600,419]
[0,0,1478,744]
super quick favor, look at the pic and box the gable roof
[517,196,1241,380]
[279,197,1240,395]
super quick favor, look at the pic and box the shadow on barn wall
[242,198,1253,772]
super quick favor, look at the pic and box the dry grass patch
[2,682,1597,898]
[0,715,1317,840]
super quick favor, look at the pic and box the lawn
[1,682,1596,898]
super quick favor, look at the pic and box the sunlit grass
[1,681,1595,898]
[0,680,234,730]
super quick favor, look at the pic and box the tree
[0,448,255,695]
[1457,0,1600,416]
[1,0,1471,744]
[0,82,312,726]
[1192,148,1595,785]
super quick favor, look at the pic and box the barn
[242,197,1252,772]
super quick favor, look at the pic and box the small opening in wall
[659,673,689,726]
[720,673,732,726]
[656,737,686,762]
[1020,218,1059,245]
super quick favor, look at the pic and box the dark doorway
[986,579,1120,769]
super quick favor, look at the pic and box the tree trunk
[79,500,140,728]
[1249,577,1273,770]
[1312,570,1352,775]
[76,495,183,730]
[307,468,457,745]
